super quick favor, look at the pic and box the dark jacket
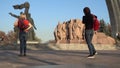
[82,14,94,30]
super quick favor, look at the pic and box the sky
[0,0,110,43]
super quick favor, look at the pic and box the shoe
[94,52,98,55]
[95,52,98,55]
[18,54,23,57]
[24,54,26,56]
[87,55,95,58]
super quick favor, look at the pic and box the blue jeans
[85,29,96,55]
[19,31,27,55]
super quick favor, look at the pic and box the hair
[20,12,23,14]
[20,13,26,19]
[83,7,91,15]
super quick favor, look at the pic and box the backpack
[18,19,29,31]
[93,15,100,31]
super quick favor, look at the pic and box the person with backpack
[14,13,32,56]
[82,7,98,58]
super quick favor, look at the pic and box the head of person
[20,13,26,19]
[83,7,91,15]
[94,15,97,18]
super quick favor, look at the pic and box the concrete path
[0,50,120,68]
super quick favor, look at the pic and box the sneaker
[18,54,23,57]
[87,55,95,58]
[24,54,26,56]
[95,52,98,55]
[94,52,98,55]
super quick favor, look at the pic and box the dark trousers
[85,29,96,55]
[19,31,27,55]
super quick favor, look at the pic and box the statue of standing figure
[72,19,84,40]
[54,19,84,43]
[9,2,37,41]
[54,22,68,43]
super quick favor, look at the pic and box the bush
[0,30,17,45]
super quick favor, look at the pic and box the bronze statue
[9,2,37,41]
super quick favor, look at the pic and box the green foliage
[99,19,112,36]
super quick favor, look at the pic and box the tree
[99,19,112,36]
[0,31,7,45]
[0,30,17,45]
[99,19,106,33]
[7,31,17,44]
[106,23,112,36]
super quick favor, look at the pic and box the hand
[9,12,13,16]
[94,31,97,34]
[24,29,28,33]
[9,12,12,15]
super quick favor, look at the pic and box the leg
[19,33,24,56]
[23,32,27,56]
[19,40,23,55]
[90,30,96,53]
[23,38,27,56]
[85,30,94,55]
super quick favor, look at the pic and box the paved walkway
[0,50,120,68]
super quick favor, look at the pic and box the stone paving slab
[0,50,120,68]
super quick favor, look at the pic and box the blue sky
[0,0,109,42]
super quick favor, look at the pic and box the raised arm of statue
[9,12,19,18]
[25,8,29,14]
[24,2,30,18]
[12,2,30,19]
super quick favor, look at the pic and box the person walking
[82,7,97,58]
[14,13,32,56]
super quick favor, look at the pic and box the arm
[14,19,18,27]
[24,23,33,32]
[82,16,86,40]
[82,24,85,40]
[24,2,30,19]
[82,16,86,24]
